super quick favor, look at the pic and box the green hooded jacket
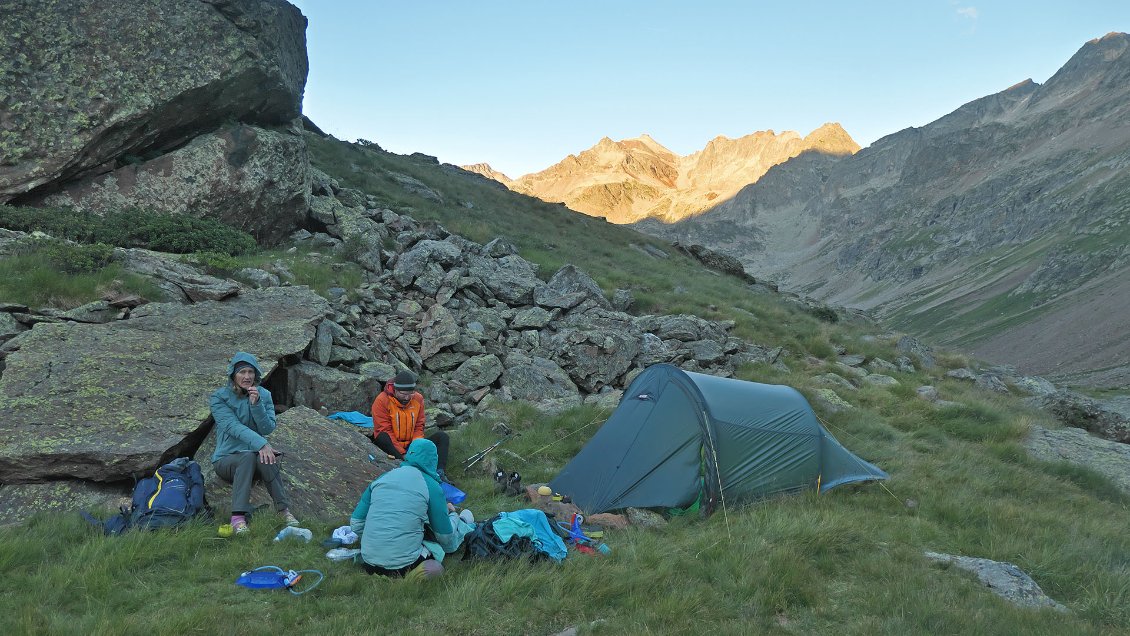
[350,439,457,569]
[209,352,276,462]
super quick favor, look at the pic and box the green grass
[4,387,1129,634]
[0,249,166,309]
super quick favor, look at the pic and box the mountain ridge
[463,123,859,224]
[639,32,1130,388]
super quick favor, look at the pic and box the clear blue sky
[289,1,1130,178]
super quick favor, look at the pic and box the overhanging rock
[0,287,330,484]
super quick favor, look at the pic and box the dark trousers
[212,451,289,515]
[372,430,449,470]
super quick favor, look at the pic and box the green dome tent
[550,364,888,515]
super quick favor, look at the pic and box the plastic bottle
[597,543,612,555]
[274,526,313,542]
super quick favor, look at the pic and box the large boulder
[1,0,308,202]
[285,361,379,414]
[0,287,329,484]
[39,124,311,244]
[117,248,242,303]
[195,407,395,521]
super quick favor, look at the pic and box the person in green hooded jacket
[210,352,298,535]
[350,438,462,578]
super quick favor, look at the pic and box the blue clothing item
[210,353,276,462]
[350,439,457,570]
[327,411,373,427]
[226,351,263,381]
[492,509,569,562]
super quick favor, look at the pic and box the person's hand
[258,443,277,464]
[447,502,457,513]
[246,386,260,404]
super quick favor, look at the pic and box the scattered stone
[924,551,1068,612]
[626,507,667,528]
[946,368,978,381]
[834,362,870,378]
[863,374,900,387]
[975,374,1010,394]
[813,389,853,413]
[897,335,935,369]
[815,373,857,390]
[916,386,940,402]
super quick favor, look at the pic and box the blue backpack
[83,458,209,535]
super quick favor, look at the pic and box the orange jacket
[371,381,427,455]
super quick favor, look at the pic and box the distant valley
[471,33,1130,389]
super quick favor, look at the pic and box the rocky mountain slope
[468,124,858,224]
[639,33,1130,388]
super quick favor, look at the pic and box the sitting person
[350,439,466,578]
[209,352,298,534]
[370,370,451,482]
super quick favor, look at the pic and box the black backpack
[83,457,210,535]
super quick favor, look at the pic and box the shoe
[437,469,452,485]
[232,518,249,535]
[281,509,300,527]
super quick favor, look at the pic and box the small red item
[576,545,596,555]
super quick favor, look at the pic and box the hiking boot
[437,469,452,485]
[281,509,300,527]
[232,518,249,535]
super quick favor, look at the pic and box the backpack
[82,457,210,535]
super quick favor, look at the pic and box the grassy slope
[2,135,1128,635]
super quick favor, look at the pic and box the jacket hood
[226,352,264,382]
[403,438,440,481]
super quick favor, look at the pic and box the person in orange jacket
[371,370,451,482]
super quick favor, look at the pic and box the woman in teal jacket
[351,438,461,578]
[210,352,297,534]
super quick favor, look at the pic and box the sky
[288,1,1130,178]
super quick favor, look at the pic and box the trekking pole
[462,426,512,473]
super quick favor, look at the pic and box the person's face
[393,387,413,403]
[234,367,257,390]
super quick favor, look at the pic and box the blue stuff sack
[441,481,466,504]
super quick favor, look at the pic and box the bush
[183,251,242,274]
[0,240,164,308]
[38,240,116,274]
[0,205,257,256]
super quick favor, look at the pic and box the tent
[550,364,888,515]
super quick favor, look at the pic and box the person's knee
[429,431,449,443]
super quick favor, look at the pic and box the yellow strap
[147,470,165,509]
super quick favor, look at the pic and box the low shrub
[36,240,115,274]
[0,240,163,308]
[0,205,257,255]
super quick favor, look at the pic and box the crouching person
[209,352,298,535]
[351,439,460,579]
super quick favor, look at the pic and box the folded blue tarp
[327,411,373,427]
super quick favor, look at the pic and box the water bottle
[597,543,612,556]
[274,526,313,542]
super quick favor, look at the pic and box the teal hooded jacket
[350,439,458,569]
[209,352,276,462]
